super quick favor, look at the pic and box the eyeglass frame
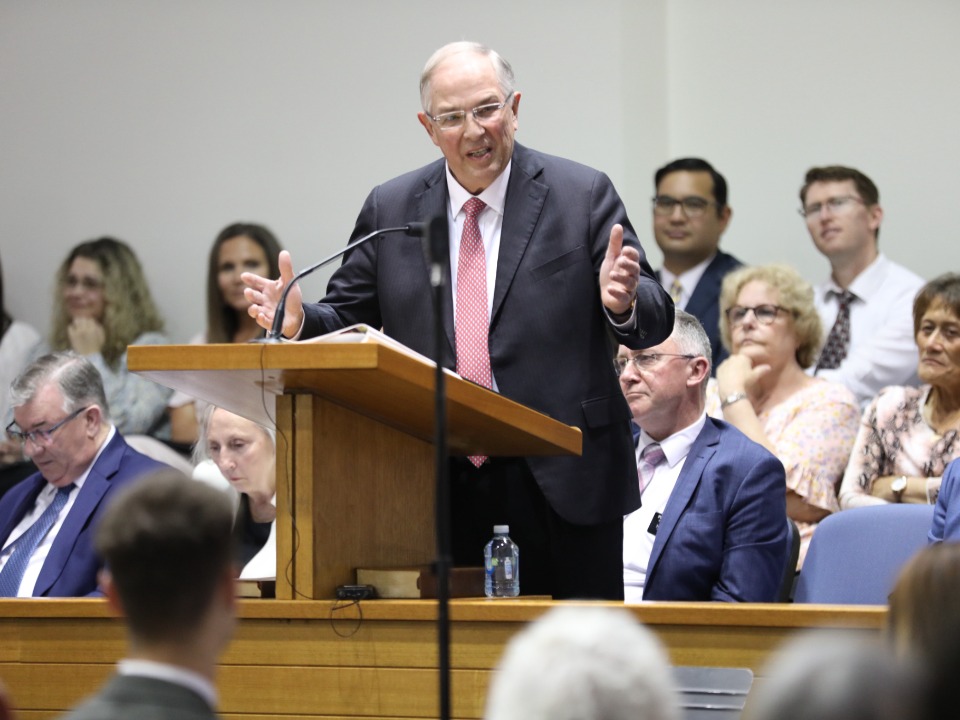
[6,406,90,446]
[614,353,698,376]
[651,195,721,219]
[798,195,867,218]
[425,92,515,131]
[724,304,790,327]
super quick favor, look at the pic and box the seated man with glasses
[0,352,166,597]
[800,165,924,407]
[651,158,743,373]
[620,310,787,602]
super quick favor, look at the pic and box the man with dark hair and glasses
[619,310,787,602]
[652,158,743,373]
[800,165,923,407]
[0,352,165,597]
[243,41,673,600]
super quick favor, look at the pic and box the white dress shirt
[623,413,707,602]
[118,658,217,710]
[812,253,924,407]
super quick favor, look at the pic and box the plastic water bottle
[484,525,520,597]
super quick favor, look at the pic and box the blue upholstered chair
[793,504,934,605]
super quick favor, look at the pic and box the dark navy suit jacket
[641,417,788,602]
[659,250,742,372]
[301,143,674,525]
[0,432,165,597]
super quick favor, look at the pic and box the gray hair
[484,606,679,720]
[193,404,275,465]
[419,41,515,115]
[672,309,712,397]
[10,351,110,419]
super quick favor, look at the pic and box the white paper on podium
[295,323,460,378]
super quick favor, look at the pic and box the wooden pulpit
[128,341,581,599]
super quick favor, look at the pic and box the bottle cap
[493,524,509,534]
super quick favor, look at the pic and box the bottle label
[503,558,513,580]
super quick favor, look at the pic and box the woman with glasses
[839,274,960,509]
[715,264,860,566]
[50,238,172,438]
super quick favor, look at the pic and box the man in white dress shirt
[800,166,924,406]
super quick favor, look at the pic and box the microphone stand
[261,223,425,342]
[424,216,452,720]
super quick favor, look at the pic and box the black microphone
[264,223,426,341]
[423,216,449,289]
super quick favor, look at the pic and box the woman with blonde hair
[51,237,171,437]
[715,264,860,565]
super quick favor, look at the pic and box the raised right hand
[242,250,303,338]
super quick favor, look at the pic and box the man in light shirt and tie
[800,165,924,407]
[619,310,787,602]
[0,352,164,597]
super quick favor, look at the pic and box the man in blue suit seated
[0,352,166,597]
[620,310,788,602]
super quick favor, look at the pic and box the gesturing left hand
[599,223,641,316]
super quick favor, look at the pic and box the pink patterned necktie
[816,289,856,372]
[456,197,492,467]
[637,443,665,495]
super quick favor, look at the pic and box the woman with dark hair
[50,237,172,438]
[0,252,44,491]
[839,273,960,508]
[168,223,283,444]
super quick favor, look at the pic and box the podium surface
[129,342,581,599]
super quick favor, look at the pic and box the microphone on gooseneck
[263,223,426,342]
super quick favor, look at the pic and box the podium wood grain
[129,342,581,600]
[0,599,885,720]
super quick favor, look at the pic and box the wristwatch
[720,391,748,410]
[891,475,908,503]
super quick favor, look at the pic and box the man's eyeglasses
[6,406,89,446]
[426,93,514,131]
[614,353,696,376]
[725,304,788,327]
[798,195,866,218]
[652,195,720,219]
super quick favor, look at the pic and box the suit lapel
[646,421,720,580]
[416,169,456,357]
[33,435,123,596]
[0,477,46,545]
[491,145,547,326]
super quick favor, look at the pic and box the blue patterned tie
[0,484,75,597]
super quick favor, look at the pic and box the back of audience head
[484,606,679,720]
[206,223,282,343]
[95,468,236,646]
[745,631,922,720]
[51,237,164,365]
[889,542,960,718]
[719,264,823,369]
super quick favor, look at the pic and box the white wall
[1,0,955,344]
[664,0,960,282]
